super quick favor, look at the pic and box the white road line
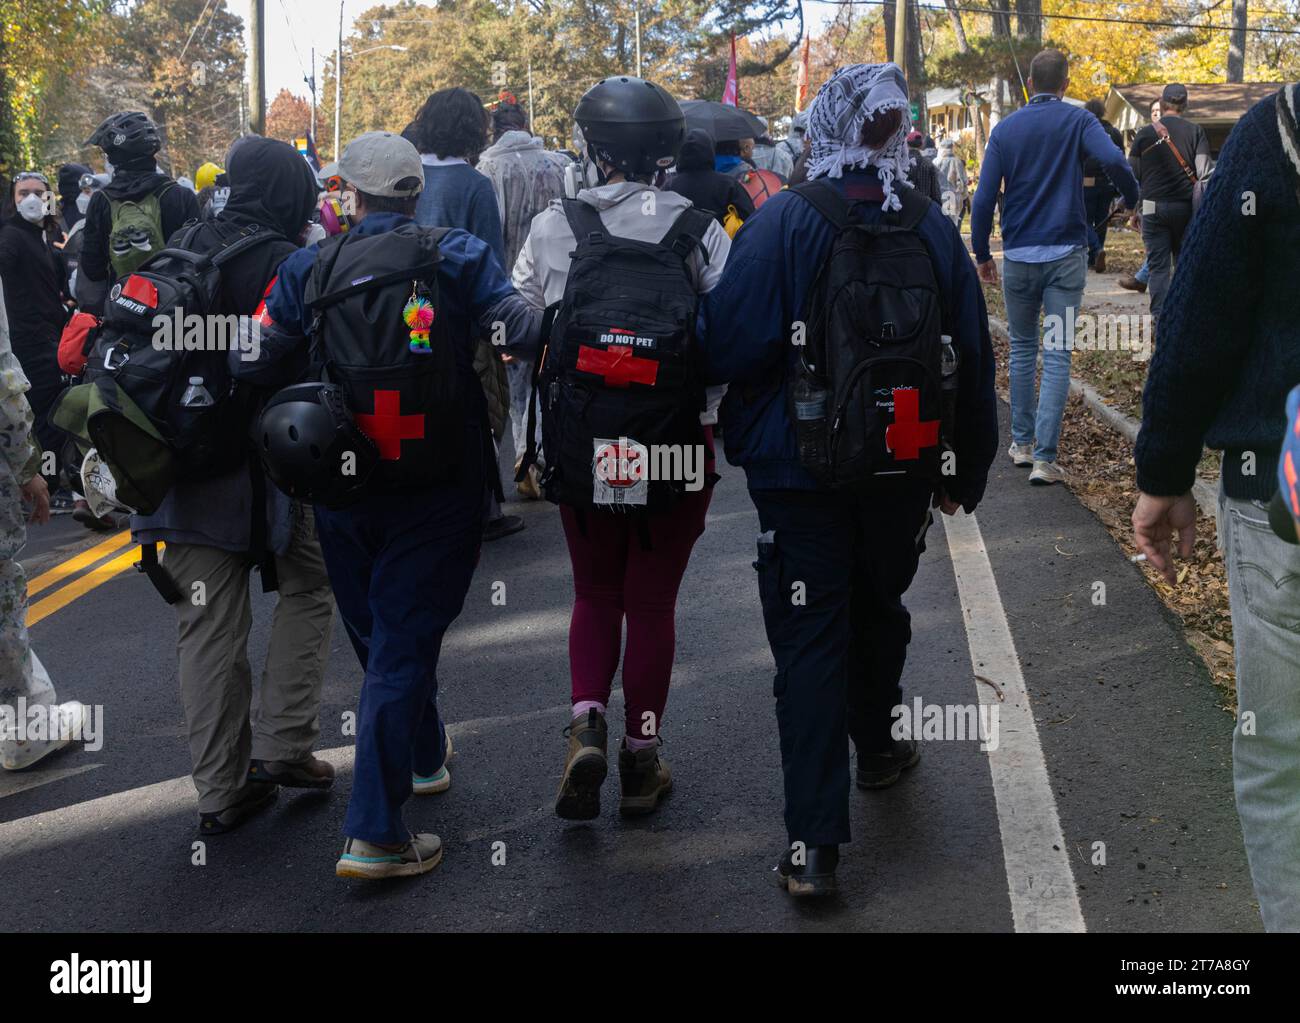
[0,763,101,801]
[941,510,1087,933]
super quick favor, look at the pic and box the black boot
[856,738,921,789]
[774,843,839,897]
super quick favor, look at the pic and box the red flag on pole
[722,33,739,106]
[795,34,811,112]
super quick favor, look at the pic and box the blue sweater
[699,169,999,511]
[1136,86,1300,502]
[971,96,1139,263]
[414,162,507,269]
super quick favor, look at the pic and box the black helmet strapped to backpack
[258,382,379,507]
[86,112,161,158]
[574,76,685,181]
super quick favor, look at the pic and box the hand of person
[976,258,999,285]
[500,352,515,364]
[20,475,51,525]
[1128,212,1141,230]
[1132,491,1197,584]
[933,488,961,516]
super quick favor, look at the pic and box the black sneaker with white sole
[856,738,921,789]
[773,844,839,897]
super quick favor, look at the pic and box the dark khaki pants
[163,505,334,813]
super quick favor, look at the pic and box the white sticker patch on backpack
[592,437,649,507]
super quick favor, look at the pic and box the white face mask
[76,192,91,214]
[16,194,46,224]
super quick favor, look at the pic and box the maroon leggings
[560,427,715,739]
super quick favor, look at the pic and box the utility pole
[335,1,344,160]
[307,47,317,141]
[249,0,266,134]
[527,58,534,131]
[634,5,642,78]
[893,0,908,87]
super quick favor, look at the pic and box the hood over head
[676,129,716,172]
[219,136,319,241]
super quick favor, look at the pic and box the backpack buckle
[103,344,130,372]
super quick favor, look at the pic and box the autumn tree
[265,88,322,145]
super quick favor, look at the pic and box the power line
[817,0,1300,35]
[178,0,218,63]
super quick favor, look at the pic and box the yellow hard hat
[195,162,224,191]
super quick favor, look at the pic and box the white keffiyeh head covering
[805,62,913,211]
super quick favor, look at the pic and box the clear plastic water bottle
[180,376,214,408]
[791,373,831,482]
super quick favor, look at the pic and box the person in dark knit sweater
[1132,83,1300,933]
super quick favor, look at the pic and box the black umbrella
[679,100,766,143]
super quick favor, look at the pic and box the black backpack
[523,199,713,514]
[78,222,277,495]
[303,223,463,494]
[787,179,953,490]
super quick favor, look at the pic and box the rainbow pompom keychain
[404,293,435,353]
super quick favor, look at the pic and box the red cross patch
[355,390,424,461]
[884,388,940,461]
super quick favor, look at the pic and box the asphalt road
[0,402,1260,932]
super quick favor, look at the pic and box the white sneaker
[0,701,89,771]
[412,730,453,795]
[1008,442,1034,467]
[1029,460,1068,486]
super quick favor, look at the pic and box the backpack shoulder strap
[658,206,714,264]
[562,198,606,245]
[209,225,278,267]
[790,179,853,231]
[891,185,932,231]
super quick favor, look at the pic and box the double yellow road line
[26,531,162,628]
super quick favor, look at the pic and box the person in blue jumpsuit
[233,132,539,879]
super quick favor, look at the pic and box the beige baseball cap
[337,131,424,198]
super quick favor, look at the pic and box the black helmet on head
[574,76,685,180]
[258,383,378,507]
[86,111,161,158]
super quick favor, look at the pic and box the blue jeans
[1219,483,1300,931]
[1002,249,1087,463]
[1135,258,1150,285]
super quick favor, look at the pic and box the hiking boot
[774,844,839,897]
[49,489,76,515]
[248,755,335,789]
[483,514,526,542]
[198,781,278,835]
[856,738,921,789]
[1093,250,1106,273]
[1007,442,1034,467]
[0,701,89,771]
[72,499,118,532]
[413,730,454,795]
[1029,460,1068,486]
[618,740,672,817]
[335,832,443,880]
[555,708,607,820]
[1118,274,1147,293]
[514,458,542,500]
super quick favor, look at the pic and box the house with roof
[1104,82,1284,155]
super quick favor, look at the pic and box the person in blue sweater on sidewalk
[971,49,1138,486]
[699,63,999,896]
[1132,84,1300,932]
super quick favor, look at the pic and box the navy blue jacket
[1136,86,1300,501]
[971,95,1138,263]
[699,168,999,511]
[231,212,534,421]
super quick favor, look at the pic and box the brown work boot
[1092,249,1106,273]
[1118,274,1147,293]
[248,755,335,790]
[555,709,607,820]
[618,740,672,817]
